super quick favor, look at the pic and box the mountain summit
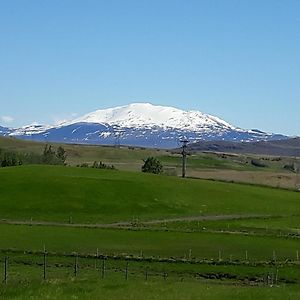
[66,103,235,131]
[1,103,287,148]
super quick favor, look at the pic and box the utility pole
[180,139,189,178]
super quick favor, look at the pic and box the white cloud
[1,115,14,123]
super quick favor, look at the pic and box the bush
[142,157,163,174]
[42,145,67,165]
[251,159,266,168]
[91,161,116,170]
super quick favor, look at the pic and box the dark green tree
[141,157,163,174]
[0,151,22,167]
[42,145,56,164]
[56,146,67,165]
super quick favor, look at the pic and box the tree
[0,150,22,167]
[56,146,67,165]
[141,157,163,174]
[42,145,66,165]
[42,145,56,164]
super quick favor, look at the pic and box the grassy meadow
[0,138,300,299]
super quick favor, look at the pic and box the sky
[0,0,299,135]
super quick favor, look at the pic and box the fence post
[163,271,168,281]
[145,267,148,281]
[101,258,106,279]
[43,251,47,280]
[125,261,129,281]
[275,268,279,285]
[95,248,99,269]
[4,256,8,284]
[74,254,78,277]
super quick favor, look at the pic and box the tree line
[0,145,67,167]
[0,145,164,175]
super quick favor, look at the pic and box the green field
[0,165,299,223]
[0,163,300,299]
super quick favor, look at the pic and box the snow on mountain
[0,103,288,148]
[10,123,53,136]
[64,103,236,131]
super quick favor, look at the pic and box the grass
[1,223,300,261]
[3,274,300,300]
[0,165,299,223]
[0,163,300,298]
[2,254,300,299]
[1,135,299,190]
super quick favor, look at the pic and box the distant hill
[188,138,300,157]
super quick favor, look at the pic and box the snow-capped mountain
[66,103,235,131]
[0,103,287,148]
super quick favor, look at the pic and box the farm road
[0,214,272,229]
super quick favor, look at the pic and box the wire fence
[1,249,300,286]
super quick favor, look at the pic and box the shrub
[142,157,163,174]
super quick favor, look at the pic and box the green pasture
[1,223,300,261]
[151,215,300,235]
[0,165,299,223]
[0,163,300,298]
[2,272,300,300]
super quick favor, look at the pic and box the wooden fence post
[163,271,168,281]
[95,248,99,269]
[74,254,78,277]
[125,262,129,281]
[145,267,148,281]
[4,257,8,285]
[43,251,47,280]
[275,268,279,285]
[101,258,106,279]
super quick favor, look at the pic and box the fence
[1,248,300,286]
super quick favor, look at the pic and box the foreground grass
[2,275,300,300]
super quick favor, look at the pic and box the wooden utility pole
[180,139,189,178]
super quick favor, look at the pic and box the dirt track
[0,214,272,229]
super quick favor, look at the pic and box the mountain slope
[0,126,12,136]
[188,138,300,157]
[0,103,288,148]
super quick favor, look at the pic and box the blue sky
[0,0,299,135]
